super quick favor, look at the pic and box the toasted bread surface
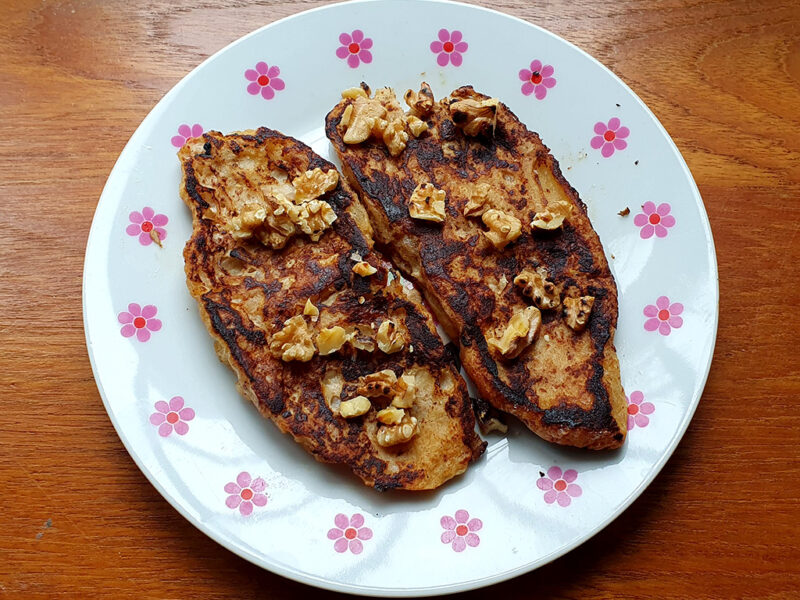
[326,85,627,449]
[180,127,485,489]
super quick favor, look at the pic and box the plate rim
[82,0,719,595]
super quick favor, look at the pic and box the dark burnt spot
[183,162,209,209]
[229,140,242,154]
[440,119,458,140]
[444,342,461,371]
[244,277,281,297]
[402,306,443,364]
[355,168,407,222]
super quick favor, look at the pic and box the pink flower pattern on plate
[591,117,630,158]
[430,29,468,67]
[224,472,268,516]
[245,62,285,100]
[170,123,203,148]
[440,509,482,552]
[327,513,373,554]
[336,30,373,68]
[519,59,556,99]
[644,296,684,336]
[118,303,162,342]
[126,207,168,246]
[627,390,655,430]
[149,396,195,437]
[634,201,676,239]
[537,466,582,507]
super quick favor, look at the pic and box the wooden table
[2,1,798,597]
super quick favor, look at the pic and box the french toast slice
[326,84,627,449]
[179,127,485,490]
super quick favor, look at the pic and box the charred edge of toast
[325,87,624,448]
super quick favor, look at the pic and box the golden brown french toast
[179,127,485,489]
[326,84,627,449]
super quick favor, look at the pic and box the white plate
[83,0,718,595]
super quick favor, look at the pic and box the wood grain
[1,0,799,598]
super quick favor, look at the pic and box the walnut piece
[391,372,417,408]
[269,315,316,362]
[339,396,371,418]
[408,183,446,223]
[514,268,560,309]
[353,261,377,277]
[317,326,350,355]
[564,296,595,331]
[248,195,297,249]
[303,298,319,321]
[357,370,398,398]
[288,199,337,241]
[348,324,376,352]
[482,209,522,250]
[380,118,409,157]
[342,94,387,144]
[463,183,492,218]
[406,115,428,137]
[404,82,434,116]
[376,415,419,447]
[377,406,405,425]
[292,168,338,202]
[341,86,369,100]
[532,198,572,230]
[449,97,498,137]
[487,306,542,359]
[377,319,407,354]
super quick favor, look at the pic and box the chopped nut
[269,315,316,362]
[292,168,338,202]
[303,298,319,320]
[316,326,350,355]
[358,296,365,305]
[513,268,560,309]
[353,261,377,277]
[463,182,492,218]
[381,118,410,157]
[288,199,337,241]
[482,209,522,250]
[348,324,375,352]
[618,207,630,217]
[340,104,353,127]
[406,115,428,137]
[391,372,416,408]
[342,94,387,144]
[377,319,406,354]
[341,87,369,99]
[376,415,419,447]
[408,183,446,222]
[449,97,498,137]
[487,306,541,359]
[358,370,397,398]
[532,198,572,230]
[564,296,595,331]
[339,395,371,418]
[404,82,434,116]
[377,406,405,425]
[251,195,297,249]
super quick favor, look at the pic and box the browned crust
[325,86,627,449]
[180,127,485,490]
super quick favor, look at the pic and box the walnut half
[482,209,522,250]
[408,183,446,223]
[358,369,397,398]
[532,198,572,230]
[376,415,419,447]
[513,268,560,309]
[487,306,541,359]
[269,315,316,362]
[404,82,434,116]
[564,296,595,331]
[377,318,407,354]
[449,97,498,137]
